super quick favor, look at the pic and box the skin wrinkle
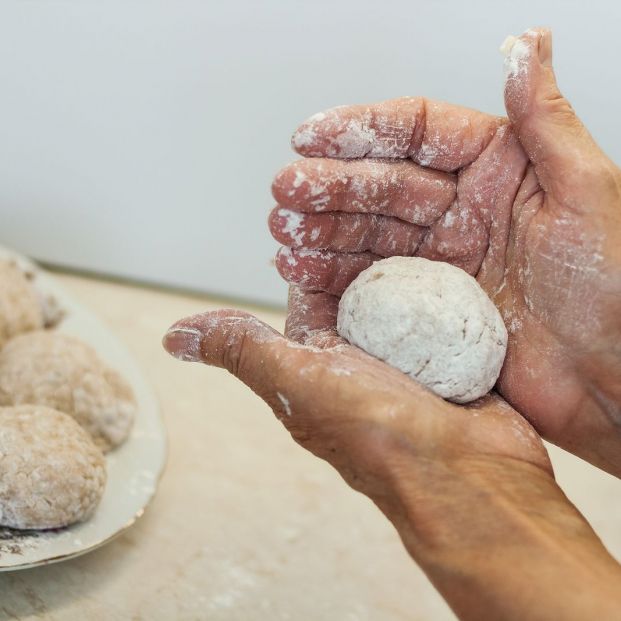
[406,97,428,162]
[589,387,621,429]
[272,157,456,226]
[484,166,534,294]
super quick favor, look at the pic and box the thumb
[161,309,365,430]
[162,310,312,418]
[160,309,413,471]
[503,28,610,200]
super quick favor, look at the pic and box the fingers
[269,207,426,256]
[285,286,342,347]
[272,158,456,225]
[503,28,615,203]
[458,124,530,290]
[272,127,531,292]
[415,200,488,276]
[276,248,378,296]
[272,196,499,291]
[292,97,504,172]
[285,288,381,359]
[274,207,487,293]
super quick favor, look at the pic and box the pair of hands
[164,29,621,620]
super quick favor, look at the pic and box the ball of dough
[0,260,45,349]
[337,257,508,403]
[0,331,136,452]
[0,405,106,529]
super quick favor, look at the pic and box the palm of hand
[496,169,621,439]
[450,133,621,444]
[281,287,551,489]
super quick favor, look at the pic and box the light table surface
[1,272,620,621]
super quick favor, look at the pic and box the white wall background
[0,0,619,306]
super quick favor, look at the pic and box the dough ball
[337,257,508,403]
[0,405,106,529]
[0,260,45,349]
[0,331,136,452]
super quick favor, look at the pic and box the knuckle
[541,92,575,123]
[221,329,250,377]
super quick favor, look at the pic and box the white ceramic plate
[0,249,167,571]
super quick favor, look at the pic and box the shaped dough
[0,261,45,349]
[337,257,507,403]
[0,331,136,451]
[0,405,106,529]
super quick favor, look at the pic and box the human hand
[269,28,621,477]
[161,27,621,620]
[163,299,621,621]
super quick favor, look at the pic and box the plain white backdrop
[1,0,619,305]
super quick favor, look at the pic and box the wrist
[389,456,565,558]
[382,455,621,621]
[572,347,621,477]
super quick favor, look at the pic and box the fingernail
[162,327,203,362]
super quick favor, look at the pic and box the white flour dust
[278,209,306,246]
[276,392,292,417]
[501,32,535,81]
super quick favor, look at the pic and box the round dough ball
[0,331,136,452]
[0,405,106,529]
[337,257,508,403]
[0,260,45,349]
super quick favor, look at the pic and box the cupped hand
[162,299,621,621]
[269,28,621,476]
[162,297,551,547]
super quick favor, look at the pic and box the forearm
[380,457,621,621]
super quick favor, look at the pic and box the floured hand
[269,28,621,478]
[162,300,621,621]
